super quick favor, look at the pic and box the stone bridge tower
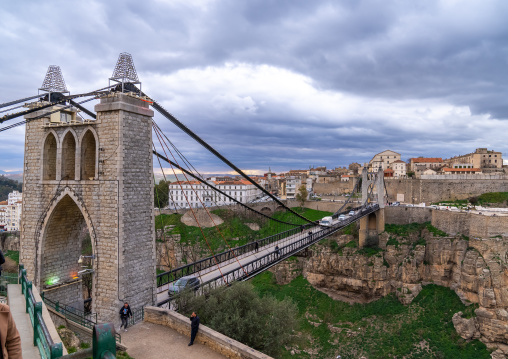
[20,61,156,323]
[359,167,385,248]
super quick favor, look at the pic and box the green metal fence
[19,264,63,358]
[19,264,118,359]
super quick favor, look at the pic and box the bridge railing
[42,296,97,329]
[159,205,378,306]
[156,223,314,288]
[19,264,64,358]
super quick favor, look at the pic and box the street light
[78,255,96,264]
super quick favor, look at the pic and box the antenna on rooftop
[109,52,141,93]
[39,65,69,101]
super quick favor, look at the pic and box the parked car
[392,202,400,206]
[348,211,355,216]
[168,276,200,297]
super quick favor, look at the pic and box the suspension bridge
[0,53,386,323]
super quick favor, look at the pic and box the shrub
[181,281,298,357]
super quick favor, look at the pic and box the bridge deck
[156,205,379,305]
[156,227,315,303]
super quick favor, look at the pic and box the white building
[390,160,407,178]
[368,150,401,172]
[167,179,262,208]
[286,176,303,199]
[1,191,22,231]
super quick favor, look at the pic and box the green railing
[19,264,118,358]
[19,264,63,358]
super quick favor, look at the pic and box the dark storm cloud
[2,0,508,172]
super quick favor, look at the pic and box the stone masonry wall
[144,306,272,359]
[21,94,156,324]
[385,178,508,204]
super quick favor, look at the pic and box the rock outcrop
[270,230,508,356]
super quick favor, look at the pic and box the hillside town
[165,147,505,209]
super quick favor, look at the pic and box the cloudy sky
[1,0,508,174]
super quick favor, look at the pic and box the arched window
[43,132,57,180]
[61,132,76,180]
[81,130,96,180]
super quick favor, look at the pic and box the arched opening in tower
[43,133,57,180]
[61,132,76,180]
[81,130,96,180]
[41,195,94,313]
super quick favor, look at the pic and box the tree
[295,184,308,209]
[154,179,170,208]
[180,281,299,357]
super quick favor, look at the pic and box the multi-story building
[409,158,443,172]
[444,148,503,173]
[368,150,401,172]
[167,179,262,208]
[0,201,7,231]
[390,160,407,178]
[1,191,22,231]
[286,176,303,199]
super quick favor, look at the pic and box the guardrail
[19,264,119,358]
[158,205,379,306]
[19,264,64,358]
[156,224,315,287]
[42,296,122,344]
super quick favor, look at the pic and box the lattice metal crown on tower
[39,65,69,93]
[110,52,140,83]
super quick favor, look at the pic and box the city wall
[313,181,355,195]
[385,178,508,204]
[384,206,508,239]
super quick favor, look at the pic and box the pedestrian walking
[0,303,22,359]
[119,302,132,332]
[254,241,259,252]
[274,245,281,257]
[188,312,200,346]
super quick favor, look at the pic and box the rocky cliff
[271,229,508,357]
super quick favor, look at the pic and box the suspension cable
[153,125,248,276]
[153,128,228,283]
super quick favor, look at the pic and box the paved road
[121,321,226,359]
[156,226,317,303]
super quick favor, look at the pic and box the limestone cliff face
[275,232,508,355]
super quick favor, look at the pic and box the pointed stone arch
[60,129,78,180]
[37,188,97,308]
[80,127,98,180]
[42,130,58,181]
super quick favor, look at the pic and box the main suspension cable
[153,125,248,276]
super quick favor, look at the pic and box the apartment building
[168,179,262,208]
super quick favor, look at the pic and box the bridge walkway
[7,284,41,358]
[122,321,226,359]
[156,226,315,303]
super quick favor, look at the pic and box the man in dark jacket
[188,312,200,346]
[119,302,132,332]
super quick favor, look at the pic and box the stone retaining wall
[384,206,433,225]
[144,306,272,359]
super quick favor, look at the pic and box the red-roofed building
[442,167,482,175]
[384,168,394,177]
[409,157,444,177]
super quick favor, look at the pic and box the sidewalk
[121,321,226,359]
[7,284,41,359]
